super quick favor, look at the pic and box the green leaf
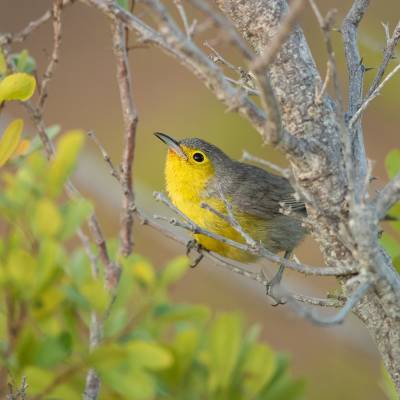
[33,332,72,368]
[387,202,400,219]
[88,343,128,368]
[172,328,199,378]
[12,49,36,74]
[47,130,85,197]
[208,313,242,391]
[127,340,173,370]
[0,119,23,167]
[117,0,130,10]
[33,197,62,237]
[0,72,36,102]
[380,233,400,259]
[101,366,155,400]
[60,198,93,239]
[261,376,305,400]
[381,364,398,400]
[385,149,400,179]
[6,248,36,293]
[23,366,53,394]
[153,303,210,324]
[160,256,190,286]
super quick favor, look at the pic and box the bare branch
[349,63,400,128]
[241,150,289,177]
[0,0,73,44]
[367,21,400,97]
[292,293,344,308]
[174,0,195,38]
[38,0,63,109]
[288,278,373,326]
[111,18,139,258]
[315,60,332,104]
[203,41,242,75]
[88,131,120,181]
[188,0,254,59]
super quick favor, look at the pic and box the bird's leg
[186,239,204,268]
[265,250,291,306]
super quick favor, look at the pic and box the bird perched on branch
[155,132,307,300]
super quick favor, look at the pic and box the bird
[155,132,307,301]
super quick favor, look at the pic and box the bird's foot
[186,239,204,268]
[265,281,287,306]
[263,265,287,306]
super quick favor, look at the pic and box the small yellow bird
[155,132,307,291]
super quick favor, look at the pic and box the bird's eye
[193,152,204,163]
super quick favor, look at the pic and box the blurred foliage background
[1,0,400,399]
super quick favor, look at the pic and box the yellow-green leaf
[208,313,243,391]
[385,149,400,179]
[160,256,190,286]
[80,279,110,313]
[127,340,173,370]
[0,49,7,75]
[132,258,155,287]
[47,130,85,197]
[242,343,276,396]
[0,119,23,167]
[33,198,62,237]
[0,72,36,102]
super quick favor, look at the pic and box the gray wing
[209,161,306,219]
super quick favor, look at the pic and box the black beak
[154,132,187,160]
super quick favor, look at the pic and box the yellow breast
[164,149,266,261]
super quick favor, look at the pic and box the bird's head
[154,132,230,200]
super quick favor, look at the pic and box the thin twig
[88,131,120,181]
[367,21,400,97]
[292,293,344,308]
[187,0,253,59]
[201,196,257,248]
[38,0,63,109]
[224,77,259,96]
[111,18,139,258]
[349,63,400,128]
[204,41,242,74]
[174,0,195,38]
[315,60,332,104]
[0,0,73,45]
[288,279,373,325]
[241,150,289,177]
